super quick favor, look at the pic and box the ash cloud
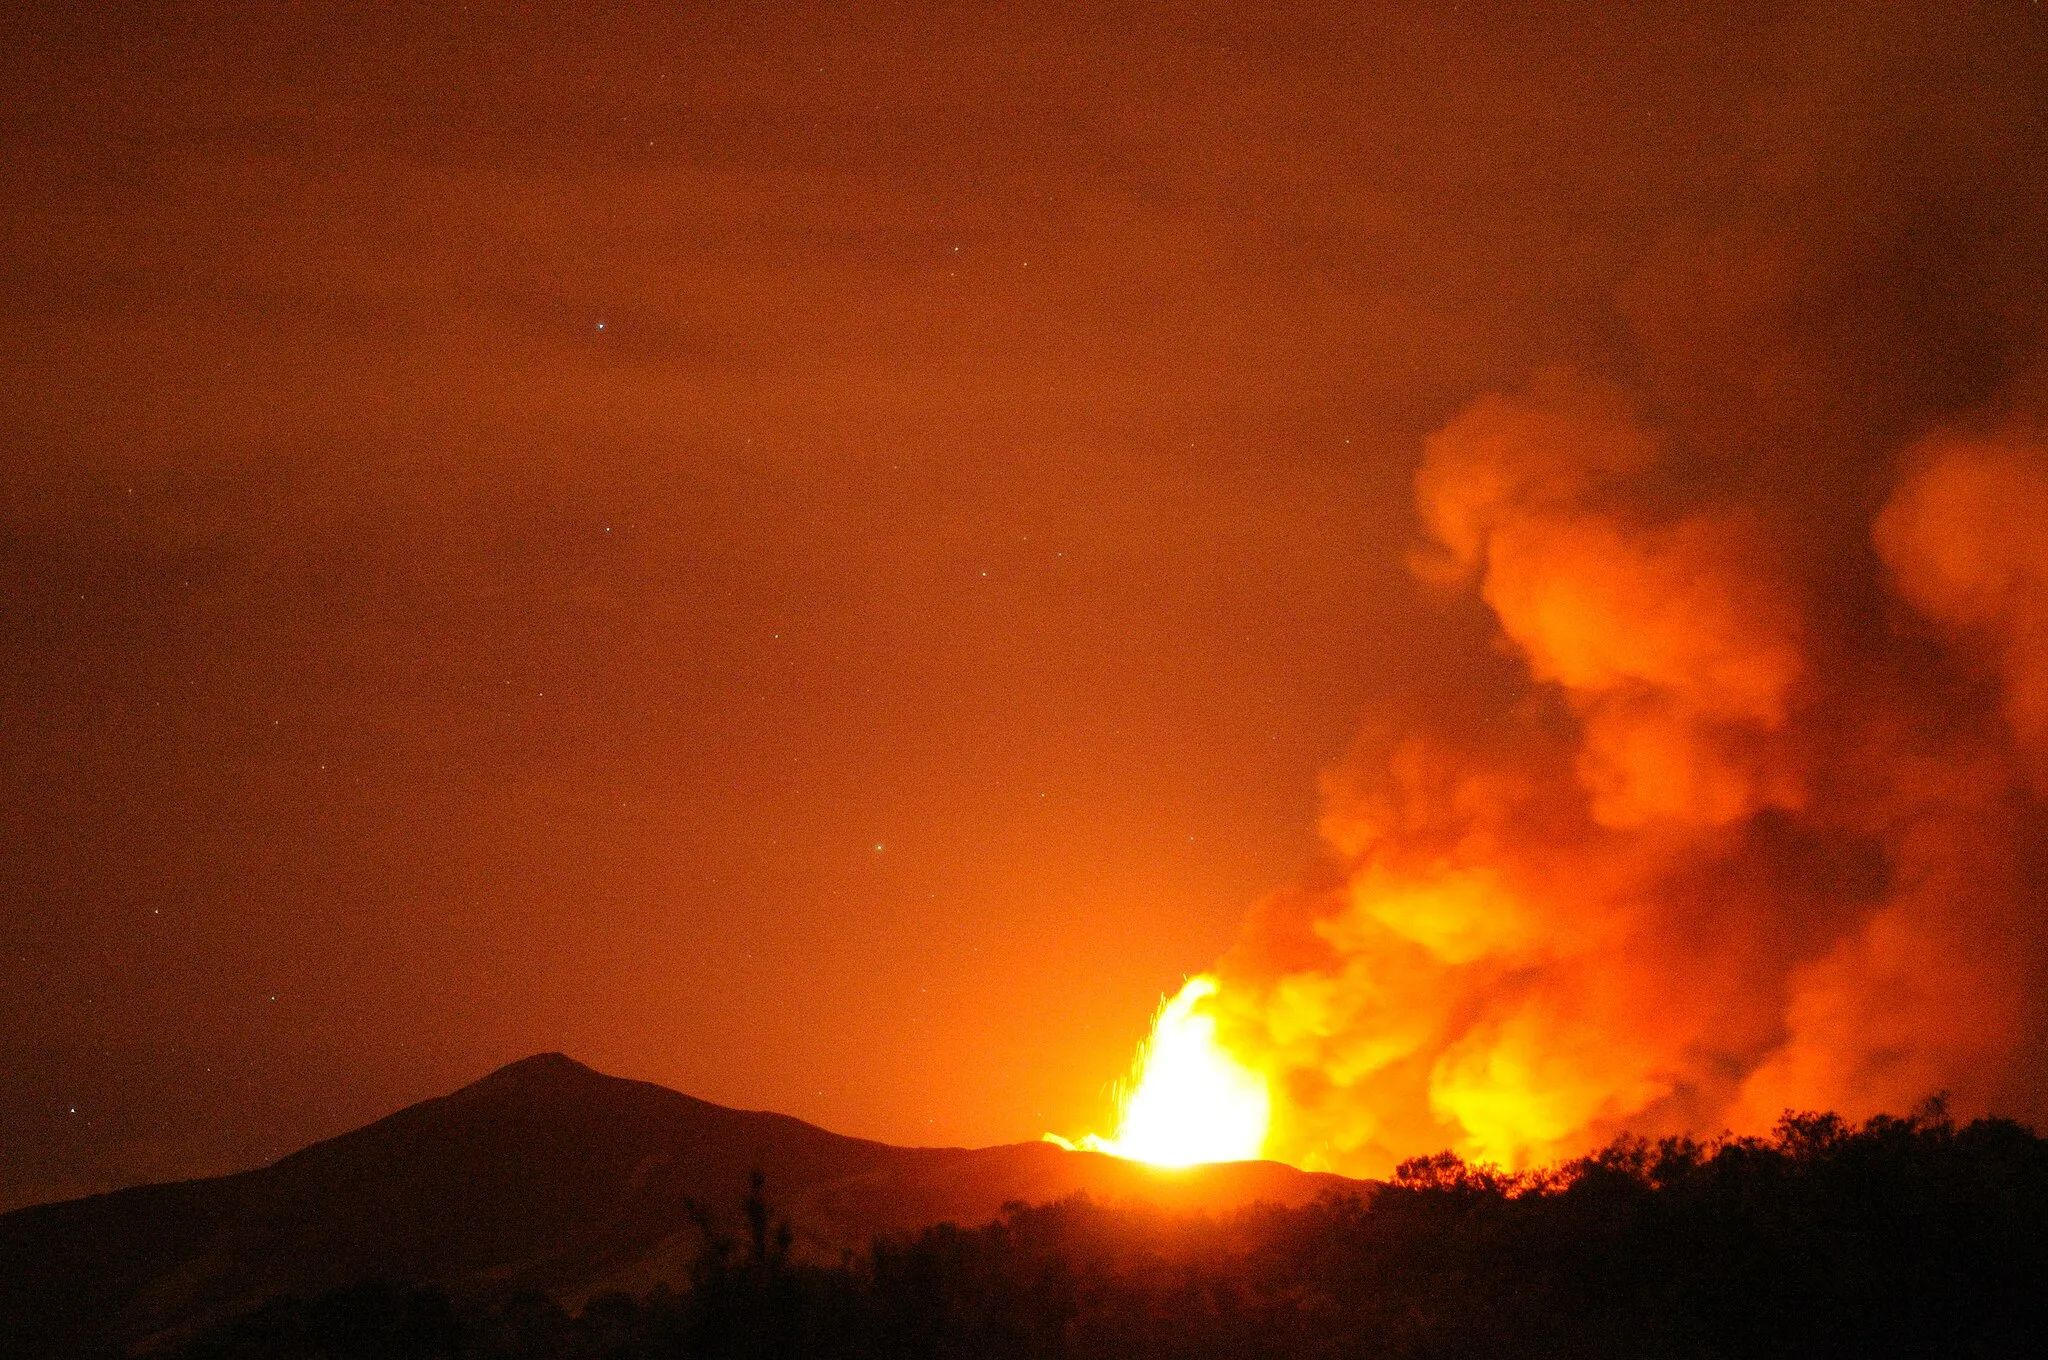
[1190,0,2048,1176]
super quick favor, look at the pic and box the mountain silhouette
[0,1053,1358,1357]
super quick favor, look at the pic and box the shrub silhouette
[172,1113,2048,1360]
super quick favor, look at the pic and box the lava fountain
[1074,976,1271,1167]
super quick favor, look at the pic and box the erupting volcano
[9,2,2048,1297]
[1075,372,2048,1179]
[1076,976,1270,1166]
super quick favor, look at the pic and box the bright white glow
[1083,976,1270,1167]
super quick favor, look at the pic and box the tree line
[171,1106,2047,1359]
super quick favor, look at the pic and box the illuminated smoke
[1071,6,2048,1175]
[1737,430,2048,1132]
[1877,436,2048,778]
[1086,382,2048,1177]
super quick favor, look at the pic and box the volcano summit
[0,1054,1352,1358]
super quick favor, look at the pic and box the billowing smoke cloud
[1181,385,2048,1176]
[1412,370,1809,832]
[1169,387,2048,1176]
[1743,430,2048,1131]
[1121,1,2048,1178]
[1878,436,2048,775]
[1083,0,2048,1178]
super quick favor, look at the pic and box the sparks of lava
[1061,975,1271,1167]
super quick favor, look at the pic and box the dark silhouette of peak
[0,1056,1355,1360]
[483,1051,596,1082]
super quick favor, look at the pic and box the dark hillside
[169,1106,2048,1360]
[0,1055,1350,1358]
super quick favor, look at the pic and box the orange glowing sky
[4,1,2047,1209]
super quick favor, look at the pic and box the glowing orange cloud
[1877,434,2048,774]
[1074,378,2048,1177]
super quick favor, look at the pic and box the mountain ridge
[0,1053,1361,1358]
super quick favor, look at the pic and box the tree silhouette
[166,1110,2048,1360]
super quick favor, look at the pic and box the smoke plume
[1180,385,2048,1175]
[1165,9,2048,1170]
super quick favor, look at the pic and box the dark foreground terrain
[0,1055,1348,1358]
[5,1055,2042,1358]
[168,1106,2046,1360]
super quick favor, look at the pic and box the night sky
[5,1,2047,1209]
